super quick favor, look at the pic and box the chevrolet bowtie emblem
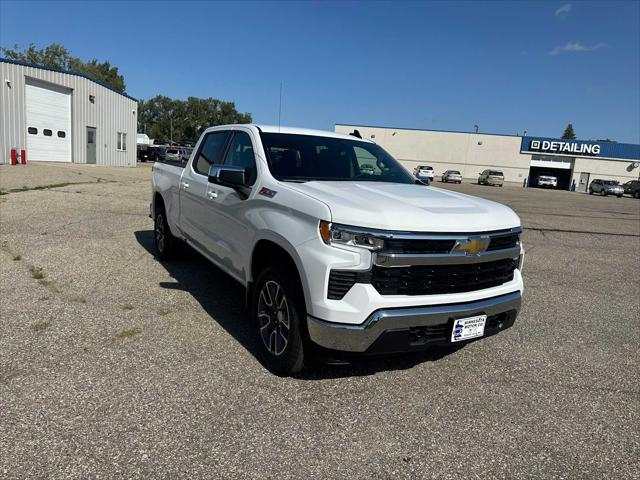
[452,237,490,256]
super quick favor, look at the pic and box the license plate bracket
[451,314,487,342]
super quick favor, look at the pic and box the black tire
[154,206,179,260]
[589,189,593,195]
[617,194,622,198]
[635,191,639,199]
[251,265,306,375]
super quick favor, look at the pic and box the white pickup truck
[151,124,524,374]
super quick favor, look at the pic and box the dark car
[138,147,166,162]
[622,180,640,199]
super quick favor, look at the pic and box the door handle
[207,190,218,199]
[180,182,190,189]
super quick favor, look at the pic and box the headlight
[319,221,385,250]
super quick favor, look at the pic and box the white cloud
[549,41,606,55]
[555,3,572,16]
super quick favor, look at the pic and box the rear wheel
[154,206,179,260]
[635,191,639,199]
[589,188,593,195]
[251,265,306,375]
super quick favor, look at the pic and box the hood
[284,181,521,232]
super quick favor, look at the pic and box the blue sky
[1,1,639,143]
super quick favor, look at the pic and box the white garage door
[25,81,72,162]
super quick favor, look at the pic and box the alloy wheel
[155,213,166,253]
[257,280,290,356]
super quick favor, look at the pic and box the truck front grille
[328,258,517,299]
[369,258,517,296]
[487,233,519,251]
[383,238,455,254]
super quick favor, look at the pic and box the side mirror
[208,164,246,187]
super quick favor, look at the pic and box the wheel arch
[248,236,310,315]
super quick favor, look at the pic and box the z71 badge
[258,187,277,198]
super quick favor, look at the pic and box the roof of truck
[253,124,374,142]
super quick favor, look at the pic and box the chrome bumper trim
[307,291,522,352]
[374,246,520,267]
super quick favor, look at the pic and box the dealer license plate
[451,315,487,342]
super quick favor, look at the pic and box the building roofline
[0,57,137,102]
[335,122,523,138]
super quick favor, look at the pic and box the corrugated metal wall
[1,60,137,167]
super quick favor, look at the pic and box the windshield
[603,180,619,185]
[260,133,414,184]
[450,171,461,175]
[489,170,504,176]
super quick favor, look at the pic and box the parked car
[359,164,375,175]
[441,170,462,183]
[179,148,192,163]
[536,172,558,188]
[589,179,624,197]
[165,148,182,162]
[478,169,504,187]
[622,180,640,198]
[151,124,524,375]
[413,165,435,182]
[138,147,165,163]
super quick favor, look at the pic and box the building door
[577,172,590,193]
[86,127,97,164]
[25,79,72,162]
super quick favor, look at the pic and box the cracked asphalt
[1,163,639,479]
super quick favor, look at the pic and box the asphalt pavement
[1,163,638,479]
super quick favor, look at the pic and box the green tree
[1,43,126,92]
[561,123,577,139]
[138,96,252,144]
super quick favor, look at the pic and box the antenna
[278,82,283,132]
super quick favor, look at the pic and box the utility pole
[474,124,479,133]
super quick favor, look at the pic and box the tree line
[138,96,251,144]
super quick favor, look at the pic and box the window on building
[43,129,52,136]
[89,95,95,104]
[57,131,66,138]
[28,127,38,135]
[117,132,127,151]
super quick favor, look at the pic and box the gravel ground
[1,163,639,479]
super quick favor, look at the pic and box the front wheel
[252,266,306,375]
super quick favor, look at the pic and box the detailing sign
[528,139,600,156]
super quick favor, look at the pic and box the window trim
[191,130,232,177]
[57,131,66,138]
[43,129,53,137]
[117,132,127,152]
[28,127,38,135]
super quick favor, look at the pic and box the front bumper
[307,291,521,353]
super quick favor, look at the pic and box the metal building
[335,123,640,190]
[1,58,138,167]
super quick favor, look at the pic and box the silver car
[441,170,462,183]
[165,148,182,162]
[589,179,624,197]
